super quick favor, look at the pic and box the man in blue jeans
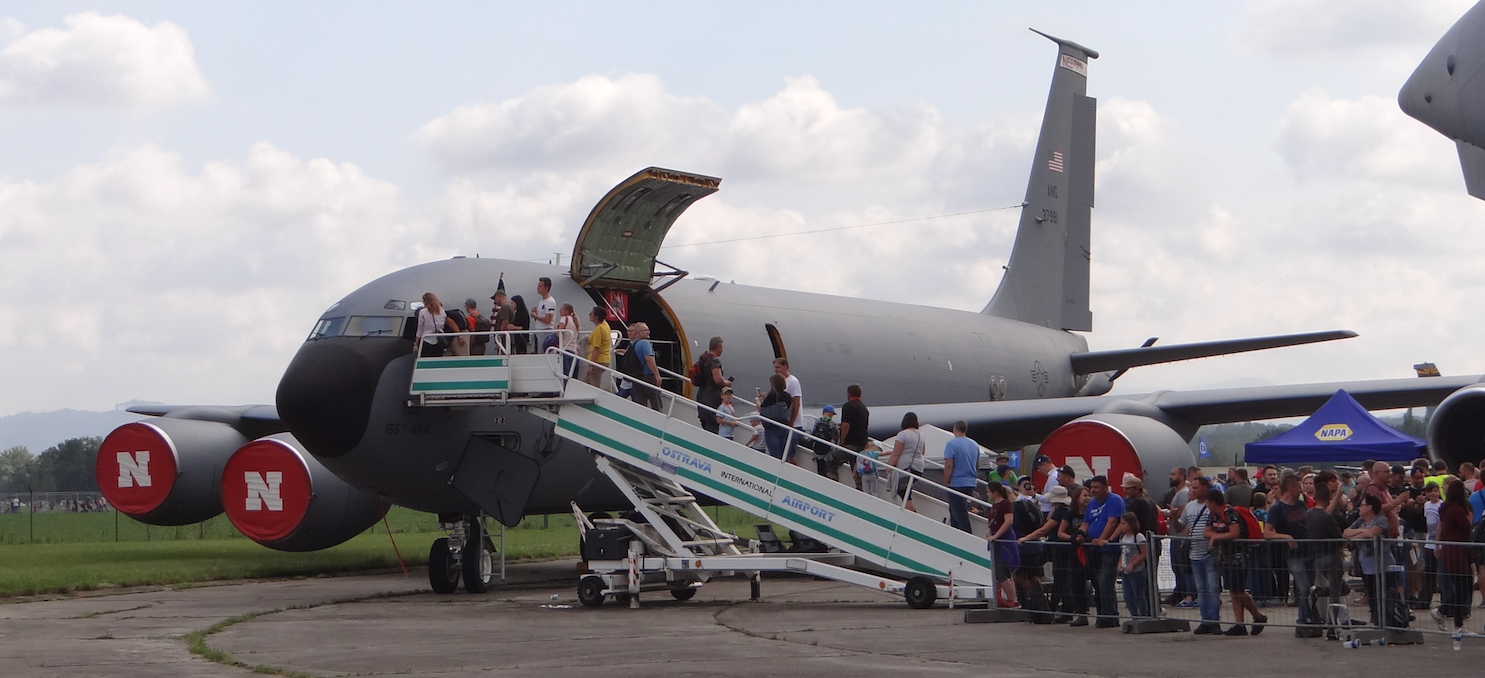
[1083,475,1126,628]
[1182,477,1222,634]
[941,420,979,532]
[1264,475,1318,636]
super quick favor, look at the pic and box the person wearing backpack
[1204,490,1268,635]
[464,298,490,355]
[691,337,731,434]
[941,420,979,533]
[620,323,662,410]
[808,406,841,479]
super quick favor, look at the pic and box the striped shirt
[1187,504,1214,560]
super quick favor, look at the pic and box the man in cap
[1035,454,1057,514]
[463,298,489,355]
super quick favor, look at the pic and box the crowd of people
[972,456,1485,640]
[6,495,110,513]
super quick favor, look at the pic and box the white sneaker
[1431,607,1446,631]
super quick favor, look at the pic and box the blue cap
[822,404,836,413]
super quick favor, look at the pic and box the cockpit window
[344,316,401,337]
[309,316,346,339]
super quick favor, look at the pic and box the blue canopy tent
[1244,390,1426,464]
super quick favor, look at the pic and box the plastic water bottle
[1454,631,1463,651]
[1344,639,1361,649]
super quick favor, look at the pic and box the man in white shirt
[1035,454,1057,514]
[532,277,557,348]
[773,358,804,466]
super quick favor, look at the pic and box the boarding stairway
[409,334,1001,606]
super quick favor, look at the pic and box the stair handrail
[546,347,1000,517]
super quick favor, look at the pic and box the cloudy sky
[2,1,1482,415]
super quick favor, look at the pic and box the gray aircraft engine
[1032,411,1196,491]
[1426,384,1485,472]
[96,417,246,525]
[219,434,389,552]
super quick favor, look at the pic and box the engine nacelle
[1427,384,1485,472]
[1035,413,1196,494]
[221,434,389,552]
[96,419,246,525]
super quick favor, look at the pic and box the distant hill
[0,408,146,454]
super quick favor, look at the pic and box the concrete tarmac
[4,560,1482,677]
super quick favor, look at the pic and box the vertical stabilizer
[983,30,1097,332]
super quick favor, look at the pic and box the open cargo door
[569,167,721,292]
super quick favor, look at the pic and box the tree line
[0,438,101,494]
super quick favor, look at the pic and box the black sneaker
[1068,616,1088,627]
[1192,623,1220,635]
[1223,624,1249,636]
[1095,618,1120,628]
[1251,615,1267,636]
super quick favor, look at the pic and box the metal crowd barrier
[973,532,1482,646]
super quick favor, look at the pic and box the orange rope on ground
[381,507,407,576]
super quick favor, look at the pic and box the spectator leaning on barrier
[1433,479,1475,639]
[1305,482,1346,639]
[1055,485,1092,626]
[1117,511,1151,619]
[1083,475,1125,628]
[1265,474,1316,636]
[1204,490,1267,636]
[1344,492,1397,627]
[1182,476,1222,634]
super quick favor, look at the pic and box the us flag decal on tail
[1048,150,1064,173]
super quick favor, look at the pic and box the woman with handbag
[755,374,793,460]
[414,293,449,358]
[885,412,926,512]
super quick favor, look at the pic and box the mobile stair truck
[408,339,1005,610]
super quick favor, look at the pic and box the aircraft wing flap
[870,375,1483,451]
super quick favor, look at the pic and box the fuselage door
[569,167,721,290]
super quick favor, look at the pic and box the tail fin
[983,30,1097,332]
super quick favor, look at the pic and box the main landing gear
[428,513,495,594]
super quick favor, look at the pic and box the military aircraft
[96,31,1485,593]
[1399,0,1485,199]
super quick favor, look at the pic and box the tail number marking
[117,451,151,488]
[244,472,284,511]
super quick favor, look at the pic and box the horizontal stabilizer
[1458,141,1485,200]
[1069,330,1357,375]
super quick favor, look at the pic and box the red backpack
[1228,505,1263,540]
[688,352,713,387]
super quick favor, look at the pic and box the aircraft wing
[868,375,1483,450]
[126,404,285,440]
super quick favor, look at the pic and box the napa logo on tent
[1314,424,1353,442]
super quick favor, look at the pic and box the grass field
[0,505,775,597]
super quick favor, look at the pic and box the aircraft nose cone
[1398,66,1435,123]
[276,338,403,458]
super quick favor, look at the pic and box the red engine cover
[221,439,314,542]
[96,422,180,515]
[1034,419,1145,497]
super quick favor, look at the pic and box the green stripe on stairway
[573,402,994,572]
[411,380,509,391]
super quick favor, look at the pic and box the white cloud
[1275,91,1458,185]
[1238,0,1475,57]
[0,12,210,110]
[0,143,409,411]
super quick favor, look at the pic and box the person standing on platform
[623,322,662,410]
[773,358,804,466]
[583,306,612,391]
[693,337,731,434]
[531,277,557,350]
[838,384,869,486]
[942,420,979,533]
